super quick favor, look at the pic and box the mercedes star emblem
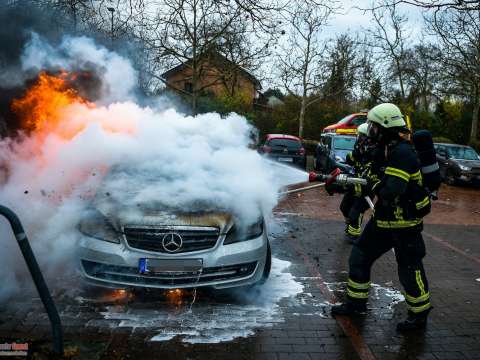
[162,232,183,253]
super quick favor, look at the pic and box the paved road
[0,184,479,359]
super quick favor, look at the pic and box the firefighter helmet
[357,123,369,136]
[367,103,406,129]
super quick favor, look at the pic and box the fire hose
[279,168,375,209]
[0,205,63,356]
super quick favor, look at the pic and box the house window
[184,82,193,93]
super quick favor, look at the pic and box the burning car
[76,166,272,290]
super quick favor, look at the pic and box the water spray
[279,168,375,209]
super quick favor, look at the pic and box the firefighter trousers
[340,191,369,237]
[346,218,432,316]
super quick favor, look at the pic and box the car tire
[445,170,457,186]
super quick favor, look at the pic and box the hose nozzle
[308,171,320,182]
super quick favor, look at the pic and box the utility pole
[107,7,115,47]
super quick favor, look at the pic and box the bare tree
[207,20,272,97]
[426,8,480,143]
[364,0,410,102]
[146,0,279,114]
[40,0,280,104]
[43,0,147,38]
[367,0,480,11]
[277,1,335,138]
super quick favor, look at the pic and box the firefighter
[331,103,433,332]
[340,123,370,243]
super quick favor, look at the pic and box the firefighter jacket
[346,146,365,174]
[370,140,431,229]
[346,142,384,198]
[345,142,371,197]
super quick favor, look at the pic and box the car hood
[92,196,234,234]
[451,159,480,168]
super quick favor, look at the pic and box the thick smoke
[0,33,306,302]
[0,1,140,135]
[21,33,137,103]
[0,1,64,88]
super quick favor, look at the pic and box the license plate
[139,258,203,274]
[278,157,293,162]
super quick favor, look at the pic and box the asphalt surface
[1,183,480,359]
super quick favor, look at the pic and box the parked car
[322,111,368,134]
[77,166,271,290]
[434,143,480,185]
[314,133,356,173]
[258,134,306,169]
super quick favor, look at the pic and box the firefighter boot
[396,308,432,332]
[331,302,367,317]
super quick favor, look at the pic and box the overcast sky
[323,0,425,40]
[261,0,427,90]
[316,0,423,39]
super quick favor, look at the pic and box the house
[254,88,285,111]
[161,52,262,105]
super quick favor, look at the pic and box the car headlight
[459,164,472,171]
[223,217,264,245]
[78,209,121,243]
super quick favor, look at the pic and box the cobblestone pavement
[1,184,479,359]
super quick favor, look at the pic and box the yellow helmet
[367,103,406,128]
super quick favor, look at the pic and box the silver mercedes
[76,186,271,290]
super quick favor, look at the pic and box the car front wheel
[445,170,457,186]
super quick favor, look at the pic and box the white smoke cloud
[0,34,307,301]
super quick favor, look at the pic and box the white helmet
[357,123,369,136]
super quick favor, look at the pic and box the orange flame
[11,71,92,137]
[166,289,189,306]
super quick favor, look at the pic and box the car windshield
[333,136,356,151]
[268,138,302,149]
[446,146,479,160]
[337,115,354,125]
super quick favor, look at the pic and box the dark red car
[258,134,306,169]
